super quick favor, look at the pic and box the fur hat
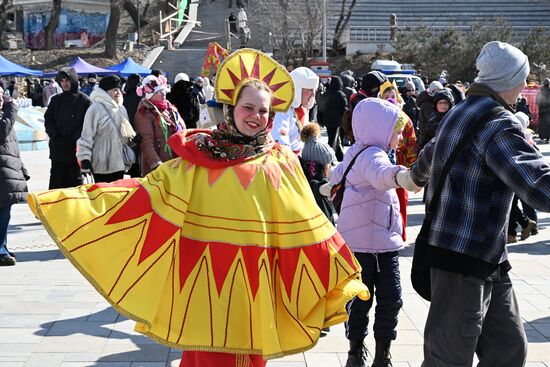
[361,71,387,96]
[475,41,529,92]
[300,123,335,166]
[98,75,122,91]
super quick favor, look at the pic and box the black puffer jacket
[44,67,91,163]
[318,76,348,128]
[0,100,28,208]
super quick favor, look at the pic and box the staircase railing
[158,3,201,49]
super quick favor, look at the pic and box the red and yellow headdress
[214,48,294,113]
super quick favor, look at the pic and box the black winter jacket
[123,76,142,127]
[0,100,28,208]
[318,77,348,128]
[167,80,200,129]
[44,67,91,163]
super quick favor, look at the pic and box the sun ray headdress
[169,48,296,166]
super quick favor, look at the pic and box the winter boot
[371,339,392,367]
[345,339,367,367]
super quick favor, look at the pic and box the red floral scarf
[168,109,276,168]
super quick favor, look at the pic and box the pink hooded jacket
[330,98,404,253]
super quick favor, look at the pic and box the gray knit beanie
[301,138,335,166]
[475,41,529,92]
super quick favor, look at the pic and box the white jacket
[77,88,134,174]
[271,108,304,153]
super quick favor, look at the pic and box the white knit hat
[475,41,529,92]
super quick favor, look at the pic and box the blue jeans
[0,205,12,257]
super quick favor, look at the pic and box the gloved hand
[80,159,92,171]
[395,169,420,192]
[80,160,94,185]
[132,133,142,145]
[319,182,332,197]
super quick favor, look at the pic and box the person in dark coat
[123,74,142,127]
[516,96,532,121]
[340,74,356,101]
[341,71,388,145]
[123,74,143,177]
[44,67,91,189]
[418,88,454,150]
[318,76,348,161]
[167,73,200,129]
[536,78,550,143]
[299,123,336,225]
[0,81,29,266]
[401,79,419,132]
[228,12,237,34]
[192,77,206,105]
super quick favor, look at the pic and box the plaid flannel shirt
[411,94,550,265]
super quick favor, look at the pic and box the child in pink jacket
[329,98,411,367]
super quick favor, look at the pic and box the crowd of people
[1,41,550,367]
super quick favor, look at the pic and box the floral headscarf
[137,75,170,100]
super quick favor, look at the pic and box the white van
[371,59,425,92]
[386,73,425,93]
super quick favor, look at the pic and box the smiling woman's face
[233,85,271,137]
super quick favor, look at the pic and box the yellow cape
[29,146,368,359]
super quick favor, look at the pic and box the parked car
[386,73,425,93]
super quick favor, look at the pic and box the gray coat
[0,100,28,208]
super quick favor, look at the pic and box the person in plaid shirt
[410,41,550,367]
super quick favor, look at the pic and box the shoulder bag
[330,146,369,214]
[412,105,505,301]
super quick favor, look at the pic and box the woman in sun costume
[28,49,369,367]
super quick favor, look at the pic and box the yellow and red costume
[28,49,368,367]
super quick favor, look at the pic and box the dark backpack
[340,92,367,144]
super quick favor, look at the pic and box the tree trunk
[45,0,62,49]
[332,0,357,53]
[123,0,149,28]
[105,0,121,58]
[0,0,10,47]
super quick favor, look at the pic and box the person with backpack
[167,73,200,129]
[328,98,416,367]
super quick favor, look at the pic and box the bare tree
[0,0,11,46]
[45,0,62,49]
[123,0,149,28]
[332,0,357,54]
[254,0,323,65]
[105,0,122,58]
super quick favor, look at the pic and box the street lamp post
[322,0,327,62]
[137,0,140,49]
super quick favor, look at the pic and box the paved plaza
[1,143,550,367]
